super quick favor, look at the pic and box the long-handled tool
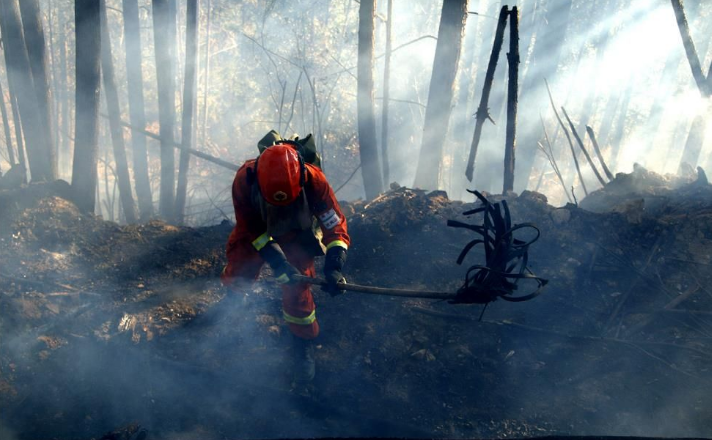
[300,191,548,314]
[292,274,456,300]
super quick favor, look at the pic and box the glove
[259,241,301,284]
[323,246,347,296]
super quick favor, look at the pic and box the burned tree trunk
[414,0,469,190]
[670,0,709,97]
[153,0,178,219]
[380,0,393,187]
[0,0,53,182]
[503,7,519,193]
[586,125,615,181]
[72,0,101,214]
[562,107,606,187]
[670,0,712,170]
[123,0,154,221]
[175,0,199,224]
[546,80,587,197]
[356,0,383,200]
[465,6,508,182]
[18,0,57,180]
[100,0,138,223]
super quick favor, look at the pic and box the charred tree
[0,0,54,182]
[175,0,199,224]
[356,0,383,199]
[18,0,57,180]
[72,0,101,214]
[414,0,469,190]
[546,80,587,197]
[671,0,709,96]
[562,107,606,187]
[123,0,154,220]
[503,7,519,193]
[100,0,138,223]
[153,0,178,219]
[586,125,614,181]
[670,0,712,170]
[380,0,393,187]
[465,6,508,182]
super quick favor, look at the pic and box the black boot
[291,336,316,384]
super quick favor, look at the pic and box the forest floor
[1,168,712,440]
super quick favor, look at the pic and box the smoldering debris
[1,179,712,438]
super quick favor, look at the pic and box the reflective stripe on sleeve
[283,309,316,325]
[325,240,348,251]
[251,232,273,251]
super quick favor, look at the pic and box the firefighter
[221,140,349,384]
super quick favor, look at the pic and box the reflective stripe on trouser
[279,237,319,339]
[222,228,319,340]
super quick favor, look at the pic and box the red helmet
[256,143,304,206]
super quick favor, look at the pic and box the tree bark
[413,0,469,190]
[0,0,54,182]
[122,0,153,221]
[72,0,101,214]
[0,80,15,165]
[152,0,178,219]
[503,7,519,193]
[465,6,508,182]
[100,0,138,223]
[380,0,393,187]
[175,0,199,224]
[18,0,57,180]
[356,0,383,199]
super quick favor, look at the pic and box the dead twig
[561,106,606,186]
[545,79,588,196]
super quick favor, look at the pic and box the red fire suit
[221,159,350,339]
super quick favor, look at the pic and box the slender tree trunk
[100,0,138,223]
[59,19,69,177]
[586,125,614,181]
[671,0,709,97]
[0,0,53,182]
[18,0,57,181]
[356,0,383,199]
[562,107,606,187]
[175,0,199,224]
[465,6,508,182]
[503,7,519,193]
[414,0,469,190]
[122,0,153,220]
[9,91,25,169]
[0,81,15,165]
[153,0,177,219]
[200,0,211,147]
[72,0,101,213]
[379,0,393,187]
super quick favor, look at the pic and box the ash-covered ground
[1,167,712,439]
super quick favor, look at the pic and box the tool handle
[292,274,456,300]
